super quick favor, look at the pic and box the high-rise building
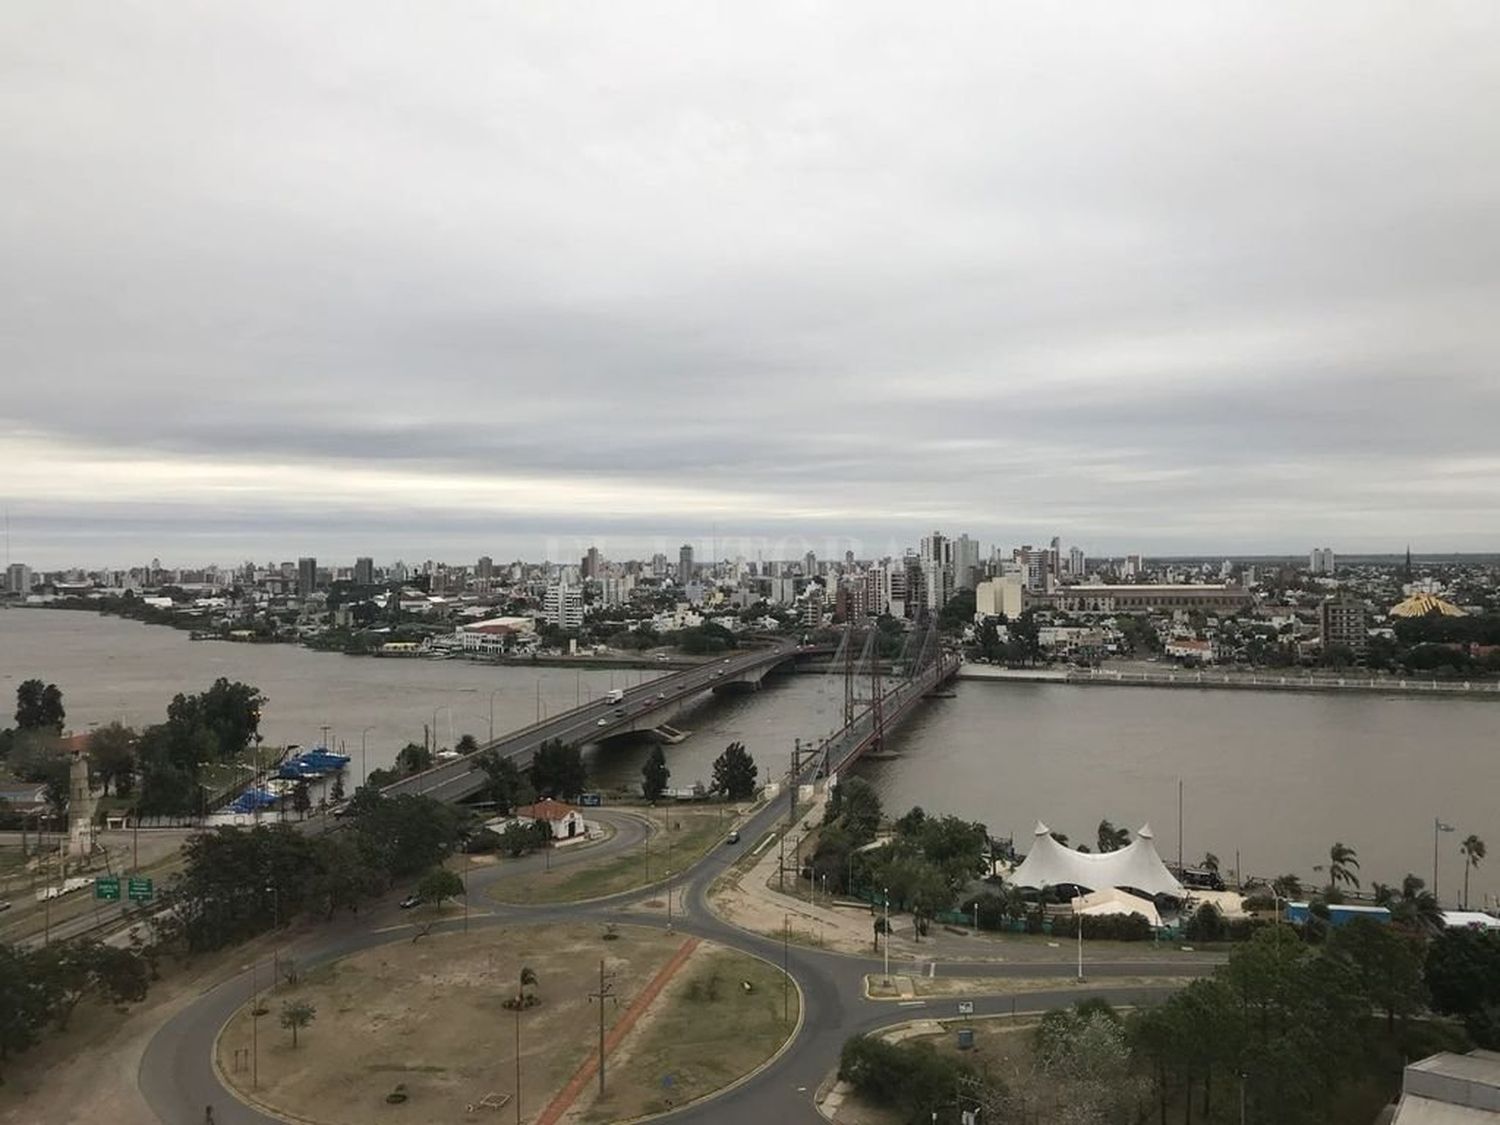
[1319,595,1368,656]
[954,535,981,591]
[297,557,318,598]
[544,582,584,630]
[1123,553,1143,580]
[4,563,32,596]
[803,550,817,576]
[475,556,494,590]
[582,547,600,580]
[652,553,669,579]
[354,557,375,586]
[1068,547,1086,577]
[678,544,694,582]
[1309,547,1336,575]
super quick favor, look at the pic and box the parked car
[0,901,11,913]
[399,894,422,909]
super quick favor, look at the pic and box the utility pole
[783,914,790,1022]
[588,960,618,1096]
[514,1001,522,1125]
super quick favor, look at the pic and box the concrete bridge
[382,641,824,803]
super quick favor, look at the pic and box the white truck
[603,688,625,705]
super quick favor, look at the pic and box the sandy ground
[864,973,1199,999]
[216,922,685,1125]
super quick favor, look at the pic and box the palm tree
[1328,842,1360,893]
[1202,852,1220,876]
[1096,820,1130,854]
[1272,873,1302,900]
[1391,873,1444,931]
[1461,835,1486,910]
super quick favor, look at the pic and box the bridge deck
[381,642,817,803]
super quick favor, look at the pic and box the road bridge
[382,641,822,804]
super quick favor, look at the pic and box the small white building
[498,798,586,841]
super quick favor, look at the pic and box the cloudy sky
[4,2,1497,568]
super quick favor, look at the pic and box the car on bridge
[596,717,608,726]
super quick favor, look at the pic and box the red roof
[516,798,577,822]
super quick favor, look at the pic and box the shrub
[839,1035,976,1125]
[1051,912,1154,941]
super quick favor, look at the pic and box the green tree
[478,752,533,815]
[1328,918,1424,1032]
[1009,610,1042,665]
[0,943,51,1081]
[825,776,882,845]
[529,739,586,800]
[1096,819,1129,853]
[279,999,316,1047]
[350,792,463,879]
[396,742,432,776]
[291,780,312,820]
[1462,834,1487,910]
[641,745,670,802]
[1272,872,1303,899]
[416,866,464,906]
[456,733,479,754]
[710,741,758,800]
[86,722,137,796]
[519,965,539,1005]
[14,680,65,733]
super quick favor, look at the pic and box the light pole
[359,726,375,787]
[1073,890,1084,982]
[488,689,501,746]
[1435,818,1455,905]
[883,886,891,983]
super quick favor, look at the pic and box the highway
[137,773,1219,1125]
[382,641,811,803]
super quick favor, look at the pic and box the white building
[544,583,584,630]
[4,563,31,595]
[975,577,1025,619]
[1309,547,1336,575]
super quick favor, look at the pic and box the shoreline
[958,663,1500,699]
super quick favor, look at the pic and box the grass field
[488,807,733,904]
[577,945,799,1122]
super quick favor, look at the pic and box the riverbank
[958,663,1500,698]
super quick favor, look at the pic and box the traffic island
[213,922,796,1125]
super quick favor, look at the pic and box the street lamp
[488,688,504,745]
[1435,818,1456,905]
[359,726,375,787]
[883,886,891,983]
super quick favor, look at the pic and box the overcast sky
[4,3,1498,568]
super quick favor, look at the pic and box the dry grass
[215,922,686,1125]
[573,946,797,1122]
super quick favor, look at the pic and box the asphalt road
[383,642,807,803]
[137,791,1218,1125]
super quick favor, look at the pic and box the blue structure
[1284,901,1391,927]
[228,788,278,814]
[276,747,350,780]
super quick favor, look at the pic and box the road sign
[128,876,154,903]
[95,876,120,901]
[957,1000,974,1016]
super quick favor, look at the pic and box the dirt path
[534,936,700,1125]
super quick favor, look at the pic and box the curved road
[139,797,1215,1125]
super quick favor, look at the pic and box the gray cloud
[3,2,1498,566]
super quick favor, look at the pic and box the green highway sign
[127,876,154,903]
[94,876,121,901]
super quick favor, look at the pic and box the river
[3,608,1498,907]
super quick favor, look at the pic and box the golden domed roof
[1389,592,1466,618]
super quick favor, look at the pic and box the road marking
[751,832,777,857]
[371,923,414,934]
[898,1000,926,1008]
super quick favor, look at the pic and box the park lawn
[489,807,732,904]
[578,945,798,1123]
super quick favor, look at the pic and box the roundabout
[139,801,1216,1125]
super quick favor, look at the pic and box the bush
[1051,912,1154,941]
[1184,902,1226,942]
[838,1035,976,1125]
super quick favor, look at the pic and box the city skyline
[6,4,1499,564]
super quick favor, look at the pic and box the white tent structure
[1073,887,1163,928]
[1009,821,1184,898]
